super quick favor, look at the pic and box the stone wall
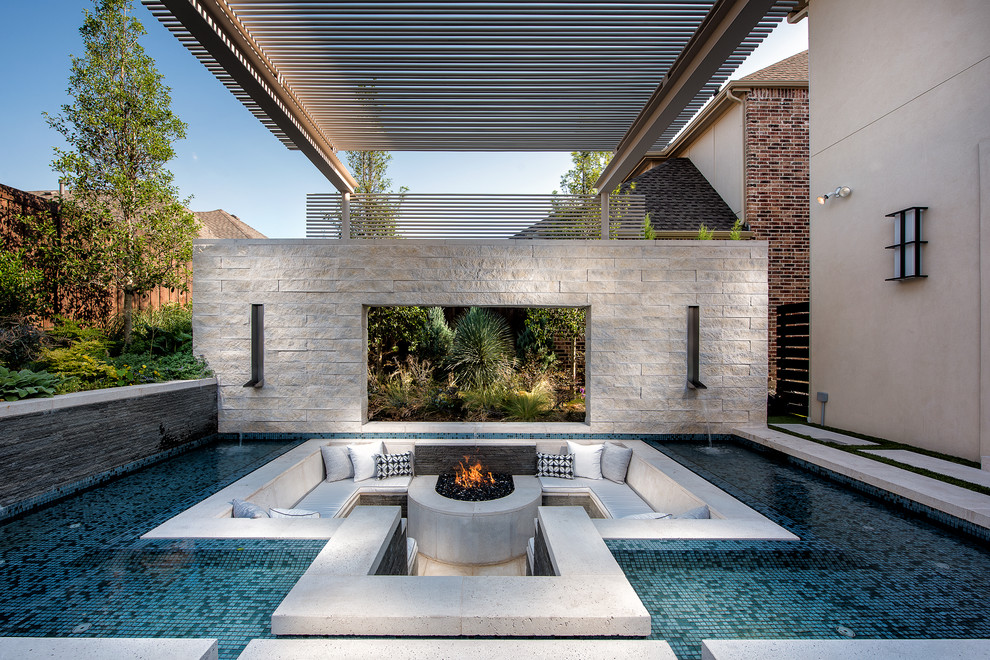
[0,379,217,518]
[743,87,810,386]
[193,239,767,434]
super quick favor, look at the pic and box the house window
[885,206,928,281]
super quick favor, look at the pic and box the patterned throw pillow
[375,451,413,479]
[536,452,574,479]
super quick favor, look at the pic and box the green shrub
[48,317,108,347]
[460,385,509,420]
[0,251,48,318]
[0,365,60,401]
[417,307,453,362]
[697,223,715,240]
[729,218,744,240]
[112,302,193,356]
[448,307,514,390]
[642,212,656,240]
[39,339,118,391]
[502,389,550,421]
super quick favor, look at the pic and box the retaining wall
[193,239,767,435]
[0,379,217,518]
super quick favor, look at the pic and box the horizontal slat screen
[306,192,647,240]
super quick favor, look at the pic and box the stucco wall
[192,239,767,435]
[682,102,744,218]
[808,0,990,462]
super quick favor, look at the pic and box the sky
[0,2,807,238]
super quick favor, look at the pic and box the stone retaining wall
[0,379,217,518]
[193,239,767,434]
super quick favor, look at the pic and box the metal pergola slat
[144,0,797,191]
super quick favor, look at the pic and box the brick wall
[743,87,810,388]
[193,239,768,435]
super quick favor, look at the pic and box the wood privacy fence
[775,301,810,417]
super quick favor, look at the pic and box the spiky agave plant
[448,307,514,391]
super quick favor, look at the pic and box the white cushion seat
[296,475,414,518]
[537,476,654,519]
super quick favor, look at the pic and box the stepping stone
[240,638,677,659]
[775,424,878,446]
[0,638,217,660]
[863,450,990,489]
[701,638,990,659]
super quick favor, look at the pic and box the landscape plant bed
[368,305,586,423]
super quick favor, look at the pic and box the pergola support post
[600,192,610,240]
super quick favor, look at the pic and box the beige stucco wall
[192,240,767,435]
[808,0,990,462]
[682,103,745,218]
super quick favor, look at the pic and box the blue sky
[0,2,806,238]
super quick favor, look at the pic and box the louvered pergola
[143,0,798,195]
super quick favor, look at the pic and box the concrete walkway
[734,425,990,531]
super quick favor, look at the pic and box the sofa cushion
[566,441,604,479]
[349,441,384,481]
[296,475,413,519]
[269,507,320,518]
[601,442,633,484]
[538,476,654,518]
[322,445,354,482]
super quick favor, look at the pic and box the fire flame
[454,457,495,489]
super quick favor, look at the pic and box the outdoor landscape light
[816,186,852,204]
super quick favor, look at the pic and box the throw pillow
[321,445,353,482]
[231,498,269,519]
[269,507,320,519]
[621,511,672,520]
[375,451,413,479]
[536,452,574,479]
[566,441,605,479]
[601,442,633,484]
[348,441,384,482]
[673,504,711,519]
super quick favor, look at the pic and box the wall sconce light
[816,186,852,205]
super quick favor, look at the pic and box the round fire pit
[408,475,541,566]
[435,472,514,501]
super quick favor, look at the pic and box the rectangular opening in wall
[366,306,586,423]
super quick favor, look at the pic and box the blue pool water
[610,439,990,658]
[1,436,989,659]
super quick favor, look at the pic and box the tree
[345,151,407,238]
[46,0,199,346]
[557,151,612,196]
[544,151,612,238]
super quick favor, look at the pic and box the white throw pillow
[269,507,320,519]
[348,441,384,481]
[566,441,605,480]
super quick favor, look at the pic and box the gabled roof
[24,190,266,239]
[739,49,808,83]
[619,158,737,231]
[194,209,267,239]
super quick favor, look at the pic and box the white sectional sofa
[144,437,796,542]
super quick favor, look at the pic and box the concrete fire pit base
[408,475,541,565]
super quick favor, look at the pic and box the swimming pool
[1,436,988,659]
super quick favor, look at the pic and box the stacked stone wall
[743,87,810,387]
[193,239,768,435]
